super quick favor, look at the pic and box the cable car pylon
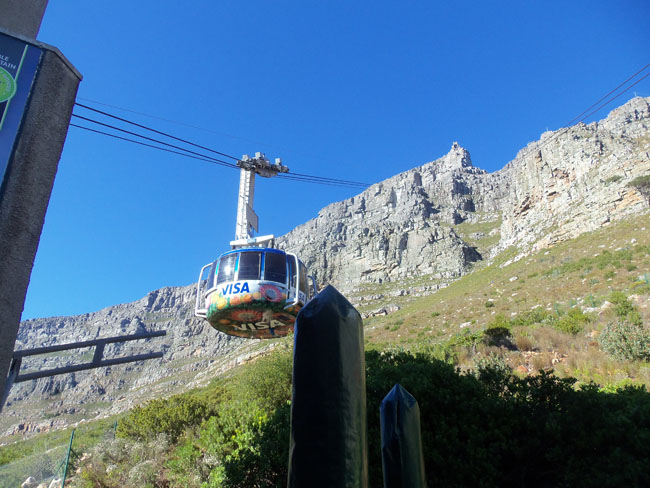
[194,153,317,339]
[231,152,288,249]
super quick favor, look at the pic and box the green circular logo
[0,67,17,103]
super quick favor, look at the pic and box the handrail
[284,253,300,310]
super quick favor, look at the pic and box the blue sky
[21,1,650,319]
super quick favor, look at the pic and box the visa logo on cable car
[221,282,250,295]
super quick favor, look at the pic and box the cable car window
[264,252,287,283]
[216,253,237,284]
[299,262,308,294]
[238,252,261,280]
[287,255,296,289]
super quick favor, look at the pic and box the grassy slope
[363,212,650,388]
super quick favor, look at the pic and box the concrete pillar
[0,0,49,38]
[0,24,81,403]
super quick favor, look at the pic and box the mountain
[3,97,649,439]
[278,97,650,288]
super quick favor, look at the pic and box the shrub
[605,175,622,184]
[599,320,650,361]
[553,308,593,335]
[512,307,549,327]
[488,313,511,329]
[229,348,293,411]
[451,329,484,352]
[77,435,169,488]
[514,334,535,351]
[484,301,495,308]
[117,395,214,442]
[80,348,650,488]
[629,175,650,204]
[608,290,641,323]
[484,326,512,347]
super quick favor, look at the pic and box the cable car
[195,248,316,338]
[194,152,318,339]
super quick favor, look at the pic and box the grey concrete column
[0,31,81,404]
[0,0,49,38]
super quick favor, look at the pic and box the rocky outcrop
[278,98,650,285]
[277,143,508,288]
[496,97,650,253]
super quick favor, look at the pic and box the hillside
[3,97,649,441]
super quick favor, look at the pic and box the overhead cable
[71,113,239,169]
[71,107,370,188]
[69,119,369,189]
[75,103,239,161]
[70,124,221,166]
[519,63,650,160]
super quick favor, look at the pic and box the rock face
[4,97,649,437]
[497,97,650,253]
[277,143,508,288]
[278,97,650,286]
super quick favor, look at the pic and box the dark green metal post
[380,384,427,488]
[61,429,75,487]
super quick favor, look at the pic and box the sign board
[0,32,43,192]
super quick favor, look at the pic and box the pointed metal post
[380,384,427,488]
[288,285,368,487]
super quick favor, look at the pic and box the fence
[0,421,117,487]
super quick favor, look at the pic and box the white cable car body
[194,153,317,339]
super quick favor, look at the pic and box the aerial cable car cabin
[194,153,317,339]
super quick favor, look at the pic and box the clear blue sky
[21,0,650,319]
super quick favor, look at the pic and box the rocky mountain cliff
[4,97,649,438]
[498,97,649,253]
[278,97,650,288]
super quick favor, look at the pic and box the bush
[77,435,169,488]
[77,347,650,488]
[365,350,650,487]
[165,350,294,488]
[599,320,650,361]
[608,291,642,324]
[117,395,214,442]
[605,175,623,184]
[553,308,593,335]
[484,326,512,347]
[513,307,549,327]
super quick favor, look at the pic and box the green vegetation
[5,215,650,486]
[599,290,650,361]
[61,348,650,487]
[0,417,119,467]
[360,214,650,385]
[452,214,502,254]
[604,174,623,184]
[118,395,216,442]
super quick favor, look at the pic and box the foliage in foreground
[74,347,650,488]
